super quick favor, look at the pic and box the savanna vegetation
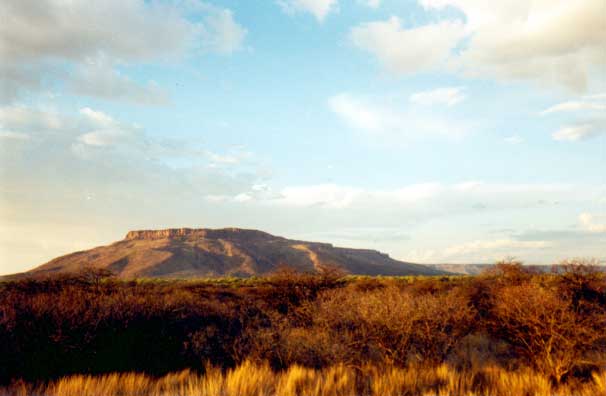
[1,261,605,395]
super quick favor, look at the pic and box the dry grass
[2,362,604,396]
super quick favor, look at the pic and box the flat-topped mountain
[13,228,446,279]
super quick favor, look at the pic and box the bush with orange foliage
[0,261,604,392]
[487,265,606,383]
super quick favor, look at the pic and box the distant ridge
[427,263,606,275]
[9,228,447,279]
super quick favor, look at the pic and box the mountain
[426,264,494,275]
[10,228,447,279]
[427,263,606,275]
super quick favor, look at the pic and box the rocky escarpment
[124,228,277,241]
[16,228,448,279]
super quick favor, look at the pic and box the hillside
[426,264,494,275]
[12,228,446,279]
[428,263,606,275]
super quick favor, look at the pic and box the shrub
[489,282,606,382]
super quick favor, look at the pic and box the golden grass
[1,362,604,396]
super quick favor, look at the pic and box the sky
[1,0,605,275]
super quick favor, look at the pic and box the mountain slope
[16,228,447,279]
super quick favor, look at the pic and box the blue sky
[1,0,605,274]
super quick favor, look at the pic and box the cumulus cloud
[409,87,467,107]
[540,101,606,115]
[542,95,606,141]
[579,213,606,233]
[76,108,140,148]
[408,216,606,264]
[266,181,575,211]
[278,0,338,21]
[437,0,605,91]
[0,105,71,138]
[0,131,29,140]
[328,92,469,143]
[0,105,140,147]
[443,239,553,259]
[300,227,410,243]
[585,93,606,100]
[207,147,254,167]
[350,17,466,74]
[0,0,246,103]
[353,1,605,91]
[552,124,603,141]
[67,60,170,106]
[199,8,248,54]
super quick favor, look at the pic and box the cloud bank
[0,0,247,103]
[351,0,606,91]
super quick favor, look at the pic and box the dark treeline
[0,262,604,386]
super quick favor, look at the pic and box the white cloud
[207,148,253,167]
[74,107,140,147]
[504,135,524,144]
[276,184,361,208]
[540,101,606,115]
[0,1,192,65]
[0,131,29,140]
[268,181,573,210]
[0,105,67,133]
[300,227,410,243]
[350,17,466,74]
[443,239,553,259]
[78,130,135,147]
[208,153,241,165]
[585,93,606,100]
[79,108,116,128]
[328,92,469,143]
[278,0,338,21]
[542,95,606,141]
[200,8,248,54]
[354,1,605,91]
[68,60,169,106]
[0,105,141,148]
[0,0,246,103]
[425,0,606,91]
[552,124,601,141]
[409,87,466,106]
[579,213,606,233]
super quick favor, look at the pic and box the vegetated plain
[0,261,604,396]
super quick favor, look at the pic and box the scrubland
[1,262,604,395]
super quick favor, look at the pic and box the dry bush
[489,282,606,382]
[311,284,475,366]
[447,333,512,371]
[312,284,417,366]
[483,259,536,283]
[263,266,345,316]
[557,259,606,307]
[1,266,605,389]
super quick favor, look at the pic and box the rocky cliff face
[124,228,277,241]
[17,228,447,279]
[125,228,205,240]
